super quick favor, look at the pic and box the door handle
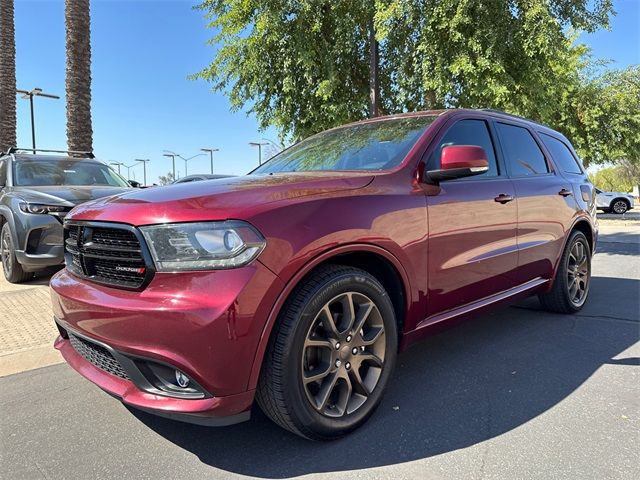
[558,188,573,197]
[494,194,514,204]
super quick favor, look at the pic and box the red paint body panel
[50,109,597,424]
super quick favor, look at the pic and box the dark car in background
[0,149,131,283]
[172,174,235,184]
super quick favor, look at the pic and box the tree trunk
[65,0,93,155]
[368,17,380,118]
[0,0,17,152]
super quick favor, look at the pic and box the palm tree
[65,0,93,154]
[0,0,17,152]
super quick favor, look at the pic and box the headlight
[140,221,266,271]
[19,203,70,215]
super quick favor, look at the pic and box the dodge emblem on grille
[115,265,146,274]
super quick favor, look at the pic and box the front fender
[247,242,411,391]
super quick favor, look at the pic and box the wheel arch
[610,197,631,209]
[247,243,411,391]
[545,217,595,293]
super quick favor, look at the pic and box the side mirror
[128,180,142,188]
[426,145,489,183]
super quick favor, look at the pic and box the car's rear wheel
[1,223,33,284]
[539,230,591,313]
[611,199,629,214]
[257,265,397,440]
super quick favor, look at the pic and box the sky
[13,0,640,184]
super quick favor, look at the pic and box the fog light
[175,370,190,388]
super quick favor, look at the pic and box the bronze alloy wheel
[566,238,590,307]
[301,292,386,417]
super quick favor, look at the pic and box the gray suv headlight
[140,221,266,271]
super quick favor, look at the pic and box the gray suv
[0,149,132,283]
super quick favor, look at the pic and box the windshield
[13,160,130,187]
[252,116,436,174]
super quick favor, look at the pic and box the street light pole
[109,161,124,175]
[16,87,60,152]
[163,153,177,180]
[134,159,150,185]
[121,162,137,181]
[201,148,219,174]
[249,141,269,166]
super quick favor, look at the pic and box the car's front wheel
[1,223,33,284]
[257,265,397,440]
[539,230,591,313]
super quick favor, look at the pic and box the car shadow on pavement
[130,276,639,479]
[596,236,640,257]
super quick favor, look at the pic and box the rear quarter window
[495,123,549,177]
[540,133,583,174]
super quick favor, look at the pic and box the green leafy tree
[560,65,640,167]
[589,165,636,193]
[194,0,612,142]
[158,172,175,185]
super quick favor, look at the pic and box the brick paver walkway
[0,278,61,376]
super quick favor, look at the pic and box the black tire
[610,199,629,214]
[256,265,398,440]
[539,230,591,313]
[1,223,33,284]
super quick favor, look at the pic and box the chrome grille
[68,333,130,380]
[65,223,151,289]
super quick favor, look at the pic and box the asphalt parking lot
[1,223,638,479]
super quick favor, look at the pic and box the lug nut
[346,334,352,342]
[352,347,358,355]
[361,346,365,352]
[345,362,351,370]
[335,359,342,368]
[335,342,341,350]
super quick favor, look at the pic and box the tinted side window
[0,159,6,186]
[540,133,583,174]
[496,123,549,177]
[433,119,499,177]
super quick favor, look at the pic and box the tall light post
[134,158,150,185]
[122,162,137,181]
[109,161,124,175]
[163,152,177,180]
[249,141,269,166]
[16,87,60,152]
[201,148,219,174]
[165,150,206,177]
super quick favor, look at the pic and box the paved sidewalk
[0,278,61,377]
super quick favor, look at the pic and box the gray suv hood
[13,185,131,206]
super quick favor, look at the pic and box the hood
[14,185,131,206]
[68,172,374,224]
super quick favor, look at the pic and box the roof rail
[5,147,95,158]
[479,109,550,129]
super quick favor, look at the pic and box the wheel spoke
[355,352,384,369]
[339,293,356,333]
[303,363,332,384]
[348,367,370,396]
[304,338,333,350]
[315,371,339,410]
[318,305,340,338]
[355,326,384,347]
[335,373,352,414]
[352,301,374,336]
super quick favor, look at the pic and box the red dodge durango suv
[51,109,597,440]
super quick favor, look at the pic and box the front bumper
[14,214,65,271]
[50,262,284,423]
